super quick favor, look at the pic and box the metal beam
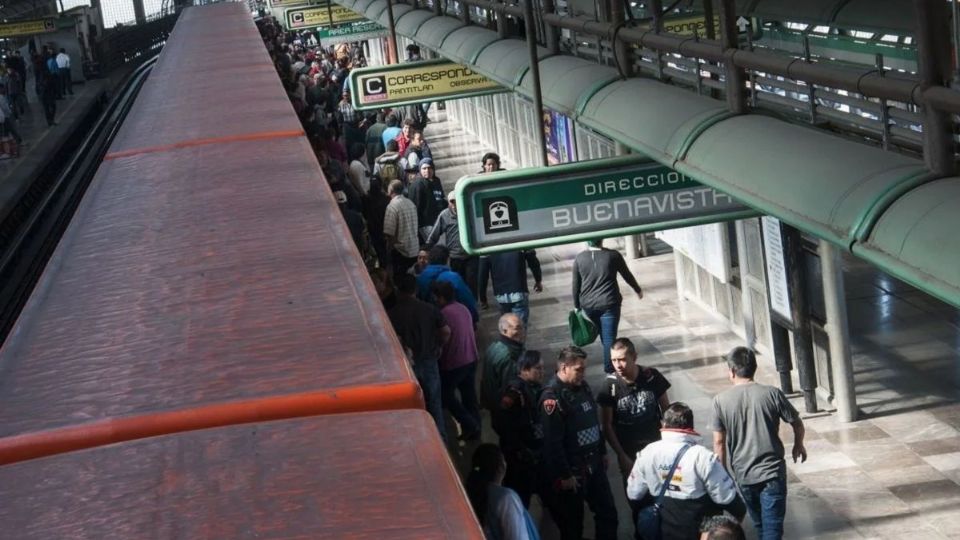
[914,0,956,176]
[820,240,857,423]
[522,0,549,167]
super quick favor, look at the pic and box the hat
[419,158,434,168]
[447,191,456,202]
[333,190,347,204]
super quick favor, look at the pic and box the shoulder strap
[656,444,691,504]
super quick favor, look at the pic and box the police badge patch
[543,399,558,415]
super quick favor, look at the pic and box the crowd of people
[0,46,74,160]
[257,16,808,540]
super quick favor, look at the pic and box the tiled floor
[426,108,960,539]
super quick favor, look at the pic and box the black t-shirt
[596,367,671,455]
[387,295,445,364]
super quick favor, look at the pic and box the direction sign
[317,20,386,42]
[286,5,363,30]
[457,156,757,254]
[350,59,505,111]
[0,18,56,39]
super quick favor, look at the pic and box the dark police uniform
[493,376,544,507]
[540,377,618,540]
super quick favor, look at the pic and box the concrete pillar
[615,141,642,258]
[819,240,857,422]
[133,0,147,25]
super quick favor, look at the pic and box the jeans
[439,361,481,435]
[413,357,447,443]
[583,305,621,373]
[741,469,787,540]
[498,296,530,328]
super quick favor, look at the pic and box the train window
[848,30,874,40]
[784,22,808,31]
[812,25,830,34]
[880,34,899,43]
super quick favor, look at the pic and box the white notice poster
[761,216,792,323]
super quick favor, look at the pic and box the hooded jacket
[416,264,478,322]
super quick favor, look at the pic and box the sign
[761,216,793,323]
[350,59,505,111]
[545,109,576,165]
[316,20,385,42]
[651,13,761,39]
[657,224,734,284]
[0,18,56,39]
[286,5,363,30]
[457,156,757,255]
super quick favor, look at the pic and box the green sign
[350,59,505,111]
[457,156,757,254]
[317,19,385,41]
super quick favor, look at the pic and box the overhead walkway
[333,0,960,313]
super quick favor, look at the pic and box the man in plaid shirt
[384,179,420,279]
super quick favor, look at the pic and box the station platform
[425,108,960,539]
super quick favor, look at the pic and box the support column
[133,0,147,25]
[522,0,549,167]
[541,0,560,54]
[385,0,400,64]
[785,225,818,413]
[615,141,641,259]
[819,240,857,423]
[609,0,633,77]
[717,0,746,114]
[914,0,956,176]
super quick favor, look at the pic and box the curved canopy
[518,55,620,118]
[473,39,551,88]
[677,115,929,247]
[855,177,960,306]
[578,79,730,165]
[395,8,434,35]
[377,2,412,27]
[413,15,465,50]
[436,25,501,64]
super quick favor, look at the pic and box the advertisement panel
[350,59,505,110]
[0,18,56,39]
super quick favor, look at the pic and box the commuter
[711,347,807,540]
[540,346,618,540]
[627,402,745,540]
[466,443,541,540]
[373,139,403,185]
[703,516,746,540]
[0,86,22,147]
[347,142,371,196]
[480,313,525,411]
[363,175,390,267]
[38,55,57,127]
[6,68,24,118]
[426,191,479,298]
[44,50,62,100]
[407,158,445,242]
[493,350,545,508]
[480,151,504,173]
[433,280,482,441]
[381,114,401,148]
[408,248,429,277]
[395,117,415,155]
[597,337,671,480]
[387,274,449,441]
[403,130,432,169]
[478,250,543,327]
[365,112,387,168]
[572,238,644,374]
[55,48,72,96]
[416,245,478,323]
[383,179,420,279]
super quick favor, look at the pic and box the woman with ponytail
[466,443,541,540]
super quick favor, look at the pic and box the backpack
[378,160,401,184]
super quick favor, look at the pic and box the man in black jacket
[478,249,543,326]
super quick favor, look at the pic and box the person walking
[627,402,746,540]
[426,191,480,299]
[383,179,420,279]
[55,48,72,96]
[478,250,543,327]
[39,55,57,127]
[711,347,807,540]
[572,238,643,374]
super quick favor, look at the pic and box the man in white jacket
[627,402,745,540]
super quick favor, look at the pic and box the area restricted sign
[350,59,505,111]
[457,156,757,254]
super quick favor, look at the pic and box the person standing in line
[383,179,420,279]
[711,347,807,540]
[493,350,545,508]
[480,313,525,412]
[597,338,671,483]
[465,443,541,540]
[39,54,57,127]
[386,274,450,442]
[572,238,643,374]
[539,346,618,540]
[433,280,482,442]
[55,48,72,96]
[407,158,444,242]
[626,402,745,540]
[425,191,479,299]
[478,249,543,327]
[480,152,505,173]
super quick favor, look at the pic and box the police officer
[493,350,546,508]
[540,346,619,540]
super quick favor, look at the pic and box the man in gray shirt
[711,347,806,540]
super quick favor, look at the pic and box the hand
[617,454,633,474]
[559,476,579,491]
[533,282,543,293]
[792,443,807,463]
[636,288,644,300]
